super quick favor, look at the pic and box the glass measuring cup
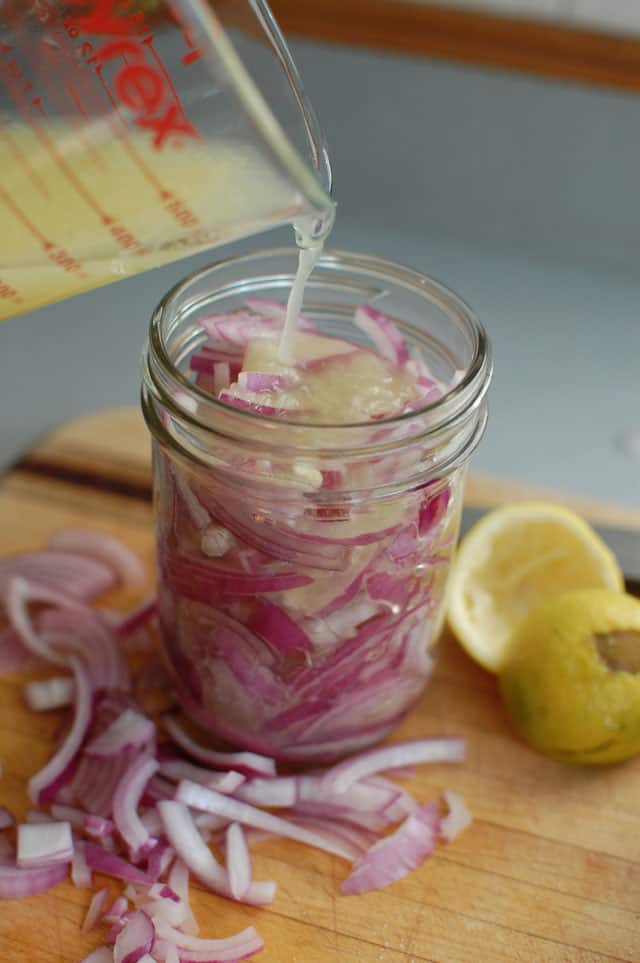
[0,1,334,321]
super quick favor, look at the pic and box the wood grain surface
[1,407,640,963]
[271,0,640,94]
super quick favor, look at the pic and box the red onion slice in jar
[353,304,410,367]
[163,554,313,597]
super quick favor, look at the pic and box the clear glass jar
[141,249,492,762]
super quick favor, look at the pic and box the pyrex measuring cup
[0,1,334,320]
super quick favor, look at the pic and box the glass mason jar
[141,249,492,763]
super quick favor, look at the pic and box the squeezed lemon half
[446,502,624,672]
[499,589,640,764]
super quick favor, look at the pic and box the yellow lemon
[447,502,624,672]
[499,590,640,764]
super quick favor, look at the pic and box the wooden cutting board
[1,407,639,963]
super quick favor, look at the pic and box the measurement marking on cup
[0,186,51,247]
[20,113,141,252]
[0,129,50,197]
[0,279,24,307]
[0,186,88,279]
[94,68,202,231]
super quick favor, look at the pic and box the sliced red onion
[104,895,129,923]
[164,554,312,597]
[113,909,155,963]
[298,347,359,372]
[386,526,418,562]
[17,821,73,867]
[193,491,348,571]
[5,576,89,666]
[0,860,68,899]
[234,777,297,808]
[23,676,74,711]
[0,806,14,830]
[418,487,450,536]
[211,361,232,393]
[0,551,115,601]
[159,759,245,794]
[162,717,276,779]
[322,738,467,794]
[87,710,156,757]
[153,917,264,962]
[50,804,86,829]
[6,578,127,690]
[440,789,472,842]
[156,800,228,895]
[71,840,93,888]
[116,598,158,640]
[0,626,44,674]
[246,598,313,655]
[147,840,175,882]
[113,755,159,858]
[176,781,353,861]
[84,842,155,886]
[49,529,145,586]
[243,296,287,320]
[85,815,116,839]
[353,304,410,367]
[83,886,109,932]
[237,371,294,393]
[285,816,362,862]
[217,391,299,419]
[226,822,252,901]
[25,810,54,824]
[341,801,440,895]
[167,858,198,935]
[200,310,280,343]
[29,656,93,804]
[191,343,243,367]
[80,950,114,963]
[158,801,275,906]
[74,748,139,819]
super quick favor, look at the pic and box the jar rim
[144,247,492,443]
